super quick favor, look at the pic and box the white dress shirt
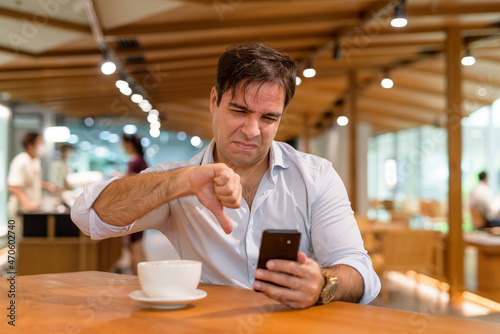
[469,182,499,220]
[7,152,42,217]
[71,140,381,304]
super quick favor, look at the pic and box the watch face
[321,277,338,304]
[323,287,335,303]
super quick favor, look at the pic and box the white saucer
[129,289,207,309]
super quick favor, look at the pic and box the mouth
[233,141,258,150]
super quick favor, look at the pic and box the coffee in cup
[138,260,202,298]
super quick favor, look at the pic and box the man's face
[210,81,285,170]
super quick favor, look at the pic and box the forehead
[227,81,285,108]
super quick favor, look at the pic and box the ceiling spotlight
[150,120,161,129]
[150,128,160,138]
[101,60,116,75]
[139,100,152,112]
[337,116,349,126]
[391,0,407,28]
[119,86,132,96]
[296,77,302,86]
[147,113,158,123]
[115,80,128,89]
[131,94,143,103]
[381,78,394,89]
[303,62,316,78]
[461,49,476,66]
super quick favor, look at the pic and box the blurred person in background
[8,132,56,225]
[49,144,74,190]
[469,171,500,227]
[117,134,148,274]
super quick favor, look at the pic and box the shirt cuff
[88,207,133,240]
[332,257,381,305]
[78,177,133,240]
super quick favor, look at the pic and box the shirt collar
[201,139,289,171]
[201,139,216,165]
[270,141,288,171]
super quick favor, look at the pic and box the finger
[213,164,237,186]
[253,279,306,309]
[297,252,308,264]
[214,182,242,208]
[255,268,301,290]
[266,259,306,278]
[210,205,233,234]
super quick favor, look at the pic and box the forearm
[325,264,364,303]
[93,167,191,226]
[8,186,34,208]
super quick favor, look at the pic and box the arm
[91,163,241,234]
[42,181,57,192]
[8,185,39,211]
[253,253,363,309]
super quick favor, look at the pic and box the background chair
[371,229,444,301]
[469,206,487,230]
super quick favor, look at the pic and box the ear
[209,87,218,115]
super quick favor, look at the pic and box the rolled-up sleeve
[311,163,381,304]
[71,177,133,240]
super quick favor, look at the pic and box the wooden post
[348,71,358,212]
[445,28,464,303]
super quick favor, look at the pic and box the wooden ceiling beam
[0,7,91,34]
[104,12,359,37]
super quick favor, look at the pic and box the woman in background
[120,134,148,274]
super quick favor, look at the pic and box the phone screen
[257,229,301,269]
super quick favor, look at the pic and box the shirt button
[252,262,256,267]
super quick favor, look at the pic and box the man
[469,171,500,227]
[8,132,57,231]
[72,43,380,308]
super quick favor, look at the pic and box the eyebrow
[228,102,283,118]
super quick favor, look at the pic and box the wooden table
[464,232,500,290]
[1,271,498,333]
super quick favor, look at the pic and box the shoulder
[11,152,32,167]
[275,141,333,173]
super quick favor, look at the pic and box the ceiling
[1,0,499,141]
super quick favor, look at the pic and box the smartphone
[257,229,301,270]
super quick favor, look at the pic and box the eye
[263,116,279,123]
[230,109,246,114]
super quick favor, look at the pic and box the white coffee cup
[138,260,202,298]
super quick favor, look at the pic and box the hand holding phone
[256,229,301,288]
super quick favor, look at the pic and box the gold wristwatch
[317,269,338,305]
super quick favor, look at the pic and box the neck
[213,149,269,179]
[26,149,36,159]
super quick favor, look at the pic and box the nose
[241,117,260,138]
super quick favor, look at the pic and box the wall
[0,103,11,236]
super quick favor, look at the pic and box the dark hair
[215,43,297,110]
[60,144,73,152]
[22,132,40,149]
[479,171,487,181]
[122,134,144,157]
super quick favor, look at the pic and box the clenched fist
[187,163,242,234]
